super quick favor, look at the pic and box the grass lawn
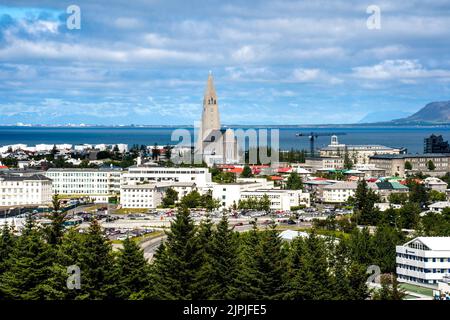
[114,208,149,214]
[399,283,434,297]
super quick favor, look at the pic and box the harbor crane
[295,132,346,157]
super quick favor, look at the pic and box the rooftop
[404,237,450,251]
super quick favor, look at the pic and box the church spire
[204,72,217,105]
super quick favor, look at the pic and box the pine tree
[209,214,238,299]
[149,206,203,299]
[229,220,263,299]
[75,219,117,299]
[191,214,216,299]
[115,237,151,299]
[0,222,15,274]
[0,216,66,300]
[255,225,287,299]
[46,194,68,245]
[290,232,332,300]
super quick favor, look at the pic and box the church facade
[195,73,240,166]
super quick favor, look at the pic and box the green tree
[0,222,15,274]
[388,192,408,205]
[404,161,412,170]
[150,206,203,299]
[429,190,447,202]
[372,274,406,300]
[241,165,253,178]
[353,179,380,225]
[162,187,178,207]
[0,216,66,300]
[399,202,421,229]
[286,171,303,190]
[208,214,238,299]
[76,220,117,299]
[115,237,151,299]
[427,160,436,171]
[46,194,68,245]
[179,190,202,208]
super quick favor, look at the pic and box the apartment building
[120,183,166,209]
[396,237,450,286]
[0,174,52,207]
[45,167,122,202]
[240,189,310,211]
[369,154,450,177]
[319,135,405,164]
[121,164,212,191]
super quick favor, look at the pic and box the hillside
[389,101,450,124]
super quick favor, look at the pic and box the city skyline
[1,1,450,125]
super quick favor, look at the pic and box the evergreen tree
[289,232,332,299]
[229,221,263,299]
[46,194,68,245]
[0,222,15,274]
[371,224,403,273]
[209,214,238,299]
[0,216,66,300]
[241,165,253,178]
[150,206,203,299]
[286,171,303,190]
[115,237,151,299]
[162,187,178,207]
[254,225,287,299]
[76,220,117,299]
[372,274,406,300]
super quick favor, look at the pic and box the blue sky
[0,0,450,125]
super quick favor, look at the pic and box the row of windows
[398,264,450,273]
[397,253,450,262]
[397,274,437,284]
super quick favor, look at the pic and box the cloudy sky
[0,0,450,125]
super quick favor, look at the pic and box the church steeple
[201,72,220,131]
[204,71,217,106]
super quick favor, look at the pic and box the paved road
[142,235,167,261]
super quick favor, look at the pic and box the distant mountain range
[358,110,412,123]
[359,100,450,125]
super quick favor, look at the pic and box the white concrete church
[195,72,240,166]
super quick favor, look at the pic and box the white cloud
[352,59,450,80]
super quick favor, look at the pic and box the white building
[122,164,212,191]
[320,135,404,165]
[120,183,165,209]
[212,179,273,209]
[396,237,450,286]
[424,177,448,193]
[428,201,450,213]
[0,174,52,207]
[45,168,122,202]
[241,189,310,211]
[322,181,358,203]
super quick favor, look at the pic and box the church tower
[201,71,221,133]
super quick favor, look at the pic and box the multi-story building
[304,156,344,172]
[212,179,273,209]
[396,237,450,286]
[240,189,310,211]
[120,183,166,209]
[322,181,359,203]
[424,177,448,193]
[369,154,450,177]
[0,174,52,207]
[45,167,122,202]
[121,163,212,191]
[424,134,450,154]
[320,135,405,164]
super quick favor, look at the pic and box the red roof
[270,175,283,181]
[312,177,327,181]
[229,168,243,174]
[0,165,8,169]
[277,167,292,173]
[367,178,378,183]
